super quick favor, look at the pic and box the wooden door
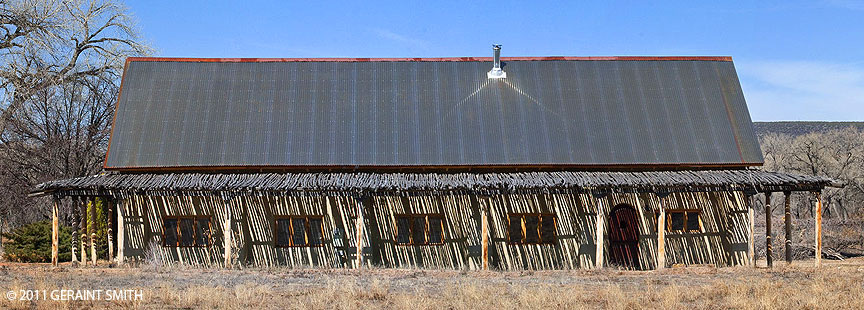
[608,204,640,269]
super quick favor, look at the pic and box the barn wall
[240,195,347,267]
[120,195,146,260]
[118,190,750,269]
[602,191,750,269]
[120,195,228,266]
[486,193,593,270]
[370,194,480,269]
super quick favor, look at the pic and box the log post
[814,191,823,267]
[80,198,88,266]
[594,195,605,269]
[0,207,3,258]
[765,192,773,268]
[784,191,792,264]
[51,198,60,267]
[747,194,756,267]
[71,196,79,266]
[116,198,125,265]
[481,200,490,270]
[107,198,114,265]
[224,200,233,268]
[355,196,365,269]
[90,197,97,266]
[656,194,667,270]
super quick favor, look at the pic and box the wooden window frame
[506,213,557,245]
[162,215,212,247]
[393,214,445,246]
[274,215,326,248]
[657,210,703,233]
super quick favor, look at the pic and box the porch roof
[31,170,840,198]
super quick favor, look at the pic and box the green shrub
[89,198,111,259]
[2,221,71,263]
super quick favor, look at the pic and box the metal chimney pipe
[487,44,506,79]
[493,44,502,70]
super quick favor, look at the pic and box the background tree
[0,0,150,257]
[759,127,864,258]
[761,128,864,219]
[1,220,71,262]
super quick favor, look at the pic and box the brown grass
[1,259,863,309]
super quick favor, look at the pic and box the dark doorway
[608,204,640,269]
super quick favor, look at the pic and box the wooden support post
[0,206,3,258]
[116,198,125,265]
[595,196,605,269]
[765,193,773,268]
[657,195,667,270]
[784,191,792,264]
[71,196,79,265]
[748,194,756,267]
[90,197,97,266]
[51,198,59,267]
[107,198,114,265]
[223,202,232,268]
[80,198,88,266]
[481,201,490,270]
[355,197,364,269]
[814,191,823,267]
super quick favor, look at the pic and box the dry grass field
[1,259,863,309]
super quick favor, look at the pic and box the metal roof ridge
[125,56,734,63]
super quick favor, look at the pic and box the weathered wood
[90,197,97,266]
[784,191,792,264]
[108,198,114,265]
[791,245,844,261]
[51,190,777,269]
[362,197,382,266]
[116,198,125,265]
[224,202,232,268]
[35,170,834,197]
[80,198,87,266]
[0,211,3,259]
[765,193,773,268]
[594,196,605,269]
[481,202,489,270]
[747,194,755,267]
[71,196,78,265]
[657,197,666,270]
[814,191,823,267]
[817,246,844,260]
[51,198,59,267]
[355,197,364,268]
[326,196,348,268]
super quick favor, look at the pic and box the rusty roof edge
[101,162,765,172]
[125,56,734,63]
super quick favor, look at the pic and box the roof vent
[487,44,507,79]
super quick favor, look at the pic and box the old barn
[34,47,838,270]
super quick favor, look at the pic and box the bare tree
[772,129,864,218]
[760,127,864,258]
[0,0,150,256]
[0,0,150,134]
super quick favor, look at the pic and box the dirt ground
[1,258,863,309]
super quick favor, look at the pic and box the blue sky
[125,0,864,121]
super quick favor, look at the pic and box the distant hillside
[753,121,864,137]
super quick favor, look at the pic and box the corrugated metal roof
[104,57,763,170]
